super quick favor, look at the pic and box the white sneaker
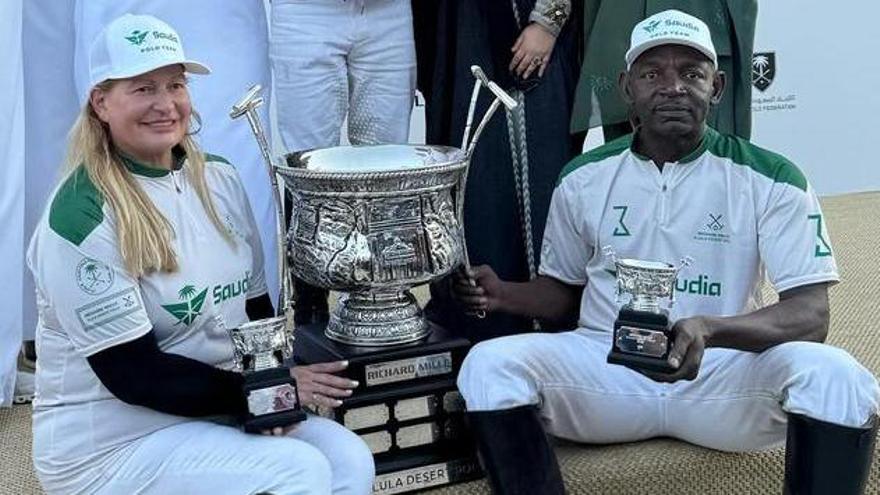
[13,370,34,404]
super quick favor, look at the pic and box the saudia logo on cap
[643,20,662,33]
[124,29,179,47]
[664,19,700,32]
[644,18,700,37]
[125,30,149,46]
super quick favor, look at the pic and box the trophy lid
[283,144,465,173]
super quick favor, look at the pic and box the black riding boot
[467,405,565,495]
[784,413,877,495]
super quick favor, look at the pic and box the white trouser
[0,0,25,406]
[40,416,374,495]
[270,0,416,151]
[458,330,880,452]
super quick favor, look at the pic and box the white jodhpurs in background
[270,0,416,151]
[38,416,374,495]
[458,330,880,453]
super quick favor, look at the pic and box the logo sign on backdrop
[751,52,776,92]
[751,50,796,114]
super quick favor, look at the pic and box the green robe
[569,0,757,139]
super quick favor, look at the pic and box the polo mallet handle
[457,67,517,319]
[230,85,292,319]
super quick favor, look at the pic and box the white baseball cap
[88,14,210,89]
[625,10,717,69]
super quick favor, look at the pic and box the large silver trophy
[283,73,512,346]
[233,67,513,347]
[604,246,692,373]
[233,66,516,494]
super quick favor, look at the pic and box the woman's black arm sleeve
[87,330,248,420]
[246,293,276,321]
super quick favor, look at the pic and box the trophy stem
[326,289,430,346]
[252,352,280,371]
[630,294,661,314]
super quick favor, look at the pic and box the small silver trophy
[603,246,692,373]
[229,316,304,432]
[227,90,305,433]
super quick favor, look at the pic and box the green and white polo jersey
[27,152,267,470]
[540,128,838,333]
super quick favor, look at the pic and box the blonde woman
[27,14,373,495]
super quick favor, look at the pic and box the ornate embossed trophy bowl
[277,145,468,346]
[614,258,681,313]
[228,316,293,372]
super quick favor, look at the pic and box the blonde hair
[64,80,232,277]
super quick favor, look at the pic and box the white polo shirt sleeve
[28,170,152,357]
[538,177,591,285]
[758,176,839,293]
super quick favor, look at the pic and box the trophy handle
[669,256,694,308]
[676,256,694,271]
[601,245,621,302]
[602,245,618,264]
[231,85,293,317]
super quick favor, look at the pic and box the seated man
[454,9,879,495]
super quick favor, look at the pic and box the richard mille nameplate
[373,458,480,495]
[365,352,453,387]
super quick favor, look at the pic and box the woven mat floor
[2,191,879,495]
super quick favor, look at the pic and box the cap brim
[92,59,211,88]
[181,60,211,75]
[625,38,716,69]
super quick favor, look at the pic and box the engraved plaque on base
[294,321,478,494]
[294,322,468,394]
[372,456,481,495]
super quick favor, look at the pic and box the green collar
[630,126,718,165]
[118,146,186,177]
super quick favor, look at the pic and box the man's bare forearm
[496,275,582,324]
[700,282,831,352]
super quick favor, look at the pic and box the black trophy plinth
[293,321,481,494]
[241,368,307,433]
[607,307,677,374]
